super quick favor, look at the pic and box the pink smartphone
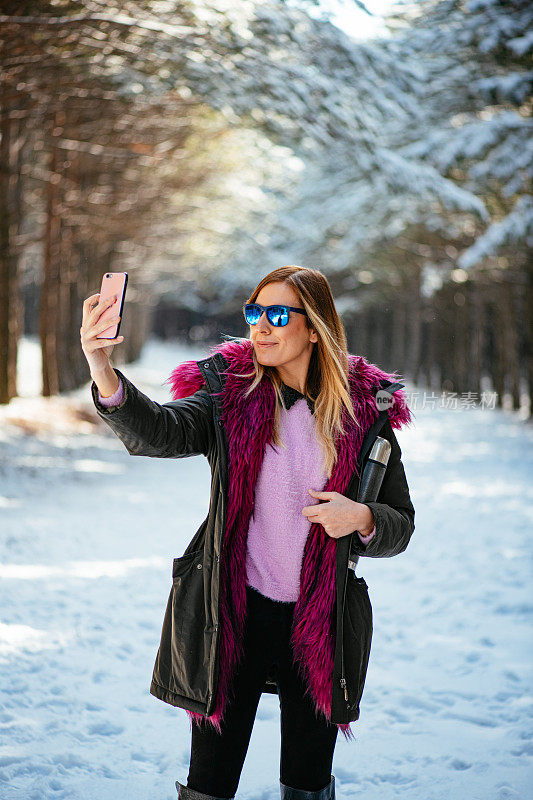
[96,272,128,339]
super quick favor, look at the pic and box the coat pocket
[343,572,373,713]
[172,549,205,635]
[151,548,209,703]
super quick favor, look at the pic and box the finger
[302,507,321,517]
[87,300,118,331]
[82,294,100,325]
[83,293,100,308]
[83,313,120,340]
[91,294,117,317]
[93,319,122,339]
[82,293,114,330]
[88,295,101,312]
[91,335,123,348]
[308,490,334,498]
[97,313,120,328]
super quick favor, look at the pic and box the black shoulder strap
[212,352,229,379]
[195,352,229,396]
[210,352,229,395]
[357,379,405,465]
[378,378,404,395]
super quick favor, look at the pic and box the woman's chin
[254,347,280,364]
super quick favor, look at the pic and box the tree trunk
[40,127,61,398]
[436,287,452,392]
[490,287,505,410]
[503,278,521,411]
[390,299,406,375]
[0,96,21,404]
[406,273,422,385]
[469,280,482,399]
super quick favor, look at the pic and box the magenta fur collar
[166,338,411,741]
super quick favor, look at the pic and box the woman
[80,265,415,800]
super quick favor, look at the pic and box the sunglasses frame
[243,303,307,327]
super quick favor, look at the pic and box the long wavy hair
[237,265,359,479]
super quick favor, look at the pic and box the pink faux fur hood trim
[164,338,412,741]
[166,337,411,430]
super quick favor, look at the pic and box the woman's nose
[258,311,271,330]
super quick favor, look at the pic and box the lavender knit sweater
[97,377,375,602]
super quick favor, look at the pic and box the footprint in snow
[450,758,472,771]
[87,721,124,736]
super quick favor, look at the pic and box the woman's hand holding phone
[80,292,123,395]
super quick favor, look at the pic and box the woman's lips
[257,342,277,347]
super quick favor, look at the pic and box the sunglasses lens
[244,304,262,325]
[244,304,290,326]
[268,306,289,326]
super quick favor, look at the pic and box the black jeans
[186,583,338,798]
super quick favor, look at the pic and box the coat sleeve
[350,417,415,559]
[90,367,214,459]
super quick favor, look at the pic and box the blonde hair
[237,265,359,478]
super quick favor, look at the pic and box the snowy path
[0,338,531,800]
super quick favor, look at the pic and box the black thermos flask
[348,436,392,574]
[357,436,391,505]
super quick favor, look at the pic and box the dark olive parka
[90,353,415,726]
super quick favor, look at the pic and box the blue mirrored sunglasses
[243,303,307,327]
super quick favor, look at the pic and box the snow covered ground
[0,336,532,800]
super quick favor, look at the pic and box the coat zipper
[199,357,227,717]
[339,470,361,708]
[338,407,389,710]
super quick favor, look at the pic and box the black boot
[279,774,335,800]
[175,779,235,800]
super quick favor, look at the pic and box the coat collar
[165,336,411,432]
[165,337,411,741]
[280,382,314,413]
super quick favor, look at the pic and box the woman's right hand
[80,292,123,376]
